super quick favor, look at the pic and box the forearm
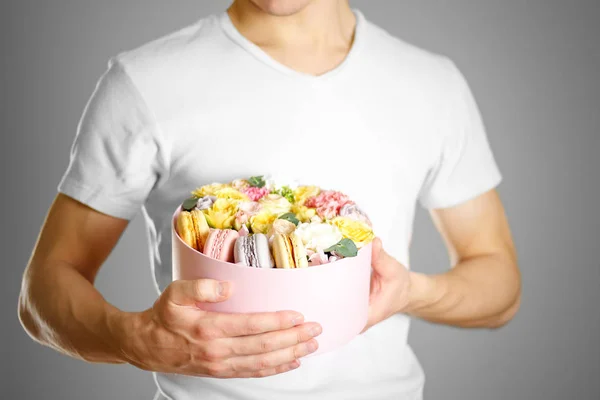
[406,253,521,328]
[18,261,131,364]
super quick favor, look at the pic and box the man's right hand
[118,279,322,379]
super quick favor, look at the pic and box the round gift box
[171,208,372,356]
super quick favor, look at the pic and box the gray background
[2,0,599,399]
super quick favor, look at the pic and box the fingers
[205,310,306,338]
[223,322,322,357]
[165,279,231,306]
[209,360,301,379]
[230,360,301,378]
[227,338,319,373]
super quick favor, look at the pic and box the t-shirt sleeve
[58,59,168,220]
[418,61,502,209]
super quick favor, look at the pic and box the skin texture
[363,189,520,332]
[18,0,520,380]
[228,0,356,76]
[19,194,322,377]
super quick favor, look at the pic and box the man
[18,0,521,399]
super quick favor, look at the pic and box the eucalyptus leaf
[324,238,358,258]
[248,175,266,188]
[278,186,295,203]
[278,212,300,226]
[182,196,199,211]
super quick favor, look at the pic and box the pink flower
[308,249,329,266]
[305,191,354,220]
[243,187,270,202]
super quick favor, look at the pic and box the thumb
[371,237,383,265]
[165,279,232,306]
[370,238,396,275]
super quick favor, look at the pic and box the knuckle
[255,369,271,378]
[296,329,306,344]
[275,363,290,374]
[206,363,227,378]
[218,318,237,336]
[260,336,276,352]
[292,343,305,359]
[246,317,263,335]
[158,304,177,325]
[197,325,219,341]
[256,357,272,371]
[200,345,226,362]
[277,312,290,329]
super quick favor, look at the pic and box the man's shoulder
[362,15,459,87]
[112,14,225,78]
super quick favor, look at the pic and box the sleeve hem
[58,177,141,220]
[419,171,502,210]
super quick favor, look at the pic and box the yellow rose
[259,194,292,215]
[203,198,238,229]
[250,212,278,234]
[330,217,374,249]
[293,186,321,205]
[214,187,249,202]
[292,204,317,223]
[192,183,230,198]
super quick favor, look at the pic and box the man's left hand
[362,238,411,333]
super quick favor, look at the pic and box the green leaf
[278,186,295,203]
[248,176,266,188]
[324,238,358,258]
[182,196,199,211]
[278,213,300,226]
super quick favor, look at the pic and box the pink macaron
[203,229,240,263]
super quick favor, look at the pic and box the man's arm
[365,189,520,330]
[18,193,130,363]
[409,189,520,328]
[18,194,322,377]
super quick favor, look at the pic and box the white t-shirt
[59,10,501,400]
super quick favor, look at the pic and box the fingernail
[309,326,322,337]
[292,315,304,325]
[290,360,300,369]
[307,340,318,353]
[218,282,227,297]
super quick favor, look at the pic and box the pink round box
[171,209,372,356]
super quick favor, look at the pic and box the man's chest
[153,84,438,234]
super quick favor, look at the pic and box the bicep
[430,189,517,266]
[30,193,129,282]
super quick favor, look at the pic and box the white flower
[295,222,343,252]
[263,175,299,191]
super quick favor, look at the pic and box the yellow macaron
[273,233,308,269]
[176,209,210,251]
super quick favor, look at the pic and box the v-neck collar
[219,9,366,82]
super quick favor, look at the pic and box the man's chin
[248,0,313,17]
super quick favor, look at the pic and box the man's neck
[227,0,356,76]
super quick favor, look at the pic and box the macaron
[176,209,210,251]
[234,234,273,268]
[272,233,309,269]
[203,229,240,262]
